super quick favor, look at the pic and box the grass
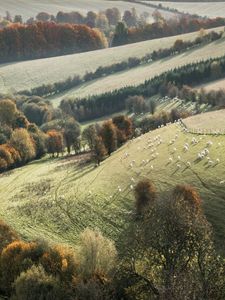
[144,1,225,18]
[0,111,225,252]
[0,0,175,21]
[183,110,225,131]
[49,35,225,106]
[0,27,223,96]
[198,78,225,91]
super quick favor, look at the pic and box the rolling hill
[0,27,222,96]
[145,1,225,18]
[0,0,175,21]
[49,35,225,106]
[0,111,225,251]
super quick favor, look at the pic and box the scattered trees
[101,121,118,155]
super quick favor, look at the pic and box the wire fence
[179,119,225,136]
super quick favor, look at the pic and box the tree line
[112,14,225,46]
[60,55,225,121]
[0,181,224,299]
[19,29,222,98]
[0,22,107,63]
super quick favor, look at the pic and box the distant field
[0,116,225,251]
[0,27,223,96]
[183,109,225,131]
[49,36,225,106]
[0,0,175,21]
[145,1,225,18]
[199,78,225,91]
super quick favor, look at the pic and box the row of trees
[112,15,225,46]
[0,180,224,299]
[60,55,225,121]
[0,22,107,63]
[20,29,222,98]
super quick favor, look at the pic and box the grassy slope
[49,36,225,106]
[145,1,225,18]
[198,78,225,91]
[0,27,222,96]
[0,111,225,251]
[0,0,175,20]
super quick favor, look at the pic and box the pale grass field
[183,109,225,131]
[49,36,225,106]
[0,117,224,250]
[0,0,175,21]
[1,27,221,96]
[145,1,225,18]
[199,78,225,91]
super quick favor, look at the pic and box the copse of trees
[0,22,107,63]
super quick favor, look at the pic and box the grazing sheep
[176,164,181,169]
[173,147,177,152]
[220,180,225,184]
[169,157,173,163]
[177,156,181,161]
[150,165,154,169]
[187,161,191,167]
[208,160,214,166]
[216,158,220,164]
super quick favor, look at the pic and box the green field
[49,36,225,106]
[1,111,225,251]
[0,0,175,21]
[145,1,225,18]
[1,27,222,96]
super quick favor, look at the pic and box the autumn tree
[134,179,157,214]
[46,130,64,157]
[0,99,17,126]
[93,136,107,165]
[101,120,117,155]
[112,115,133,145]
[10,128,36,163]
[105,8,121,26]
[63,118,81,154]
[82,124,100,151]
[36,12,51,22]
[126,95,148,114]
[0,220,19,253]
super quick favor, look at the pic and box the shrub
[134,179,157,214]
[78,228,117,279]
[12,265,64,300]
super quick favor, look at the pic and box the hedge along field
[49,36,225,106]
[0,0,175,21]
[0,113,225,252]
[0,27,223,95]
[145,1,225,18]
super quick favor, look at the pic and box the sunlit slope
[0,113,224,250]
[49,37,225,106]
[0,27,223,95]
[145,1,225,18]
[0,0,175,21]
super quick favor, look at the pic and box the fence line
[178,119,225,136]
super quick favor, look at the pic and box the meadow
[1,27,222,96]
[199,78,225,91]
[0,111,225,251]
[145,1,225,18]
[0,0,175,21]
[49,36,225,106]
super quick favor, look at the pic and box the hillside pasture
[0,117,225,251]
[0,27,222,96]
[145,1,225,18]
[49,36,225,106]
[183,109,225,131]
[198,78,225,91]
[0,0,175,21]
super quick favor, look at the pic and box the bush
[134,179,157,214]
[12,265,64,300]
[78,228,117,279]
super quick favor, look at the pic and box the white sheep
[187,161,191,167]
[216,158,220,164]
